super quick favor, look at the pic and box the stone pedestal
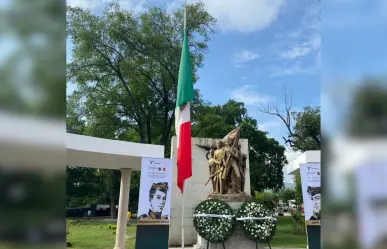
[169,137,252,246]
[194,201,265,249]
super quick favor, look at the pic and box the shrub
[290,209,306,234]
[254,191,278,211]
[279,188,296,202]
[105,224,117,230]
[294,173,303,205]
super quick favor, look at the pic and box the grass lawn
[270,216,307,248]
[67,219,136,249]
[67,216,306,249]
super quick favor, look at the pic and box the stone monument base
[194,201,265,249]
[207,193,253,202]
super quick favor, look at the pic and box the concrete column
[113,168,132,249]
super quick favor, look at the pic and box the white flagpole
[181,182,185,249]
[182,2,187,249]
[184,0,187,30]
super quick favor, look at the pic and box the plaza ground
[66,216,306,249]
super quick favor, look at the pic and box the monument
[201,127,250,200]
[193,127,264,249]
[169,133,251,246]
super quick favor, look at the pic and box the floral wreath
[236,200,277,245]
[193,199,236,244]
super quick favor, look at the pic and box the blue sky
[67,0,321,146]
[322,0,387,136]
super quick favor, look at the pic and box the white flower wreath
[236,201,277,243]
[193,199,236,243]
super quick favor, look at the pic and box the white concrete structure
[66,133,165,249]
[169,137,251,246]
[285,150,321,175]
[0,112,64,169]
[283,150,302,187]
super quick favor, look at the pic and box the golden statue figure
[203,126,247,195]
[222,137,242,194]
[208,148,217,193]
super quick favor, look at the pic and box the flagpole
[181,182,185,249]
[184,0,187,30]
[182,2,187,249]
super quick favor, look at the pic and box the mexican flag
[175,28,194,193]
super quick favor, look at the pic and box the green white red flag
[175,27,194,193]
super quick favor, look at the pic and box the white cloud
[168,0,285,33]
[279,34,320,60]
[66,0,146,12]
[266,2,320,76]
[258,120,282,132]
[232,49,260,66]
[269,62,317,77]
[230,85,274,106]
[68,0,285,33]
[66,0,104,9]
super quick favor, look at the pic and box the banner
[137,157,172,225]
[300,163,321,226]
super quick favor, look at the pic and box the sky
[66,0,320,145]
[66,0,387,185]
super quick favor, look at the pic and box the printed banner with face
[300,163,321,226]
[137,157,172,225]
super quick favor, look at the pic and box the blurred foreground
[323,80,387,249]
[0,0,66,248]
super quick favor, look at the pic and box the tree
[192,100,287,193]
[260,89,321,152]
[347,81,387,136]
[66,167,103,207]
[279,188,296,202]
[254,191,279,211]
[0,0,65,117]
[66,3,216,215]
[66,3,216,150]
[292,105,321,152]
[294,173,303,205]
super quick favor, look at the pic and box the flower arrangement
[193,199,236,243]
[237,200,277,244]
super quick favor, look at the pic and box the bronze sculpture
[203,127,247,195]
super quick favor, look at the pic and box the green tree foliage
[294,173,303,205]
[66,3,216,214]
[347,82,387,136]
[254,191,279,211]
[66,167,103,207]
[192,100,287,192]
[66,3,216,148]
[291,105,321,151]
[0,0,65,117]
[260,90,320,152]
[279,188,296,202]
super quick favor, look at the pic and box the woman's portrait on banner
[138,182,169,221]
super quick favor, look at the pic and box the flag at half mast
[175,27,194,193]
